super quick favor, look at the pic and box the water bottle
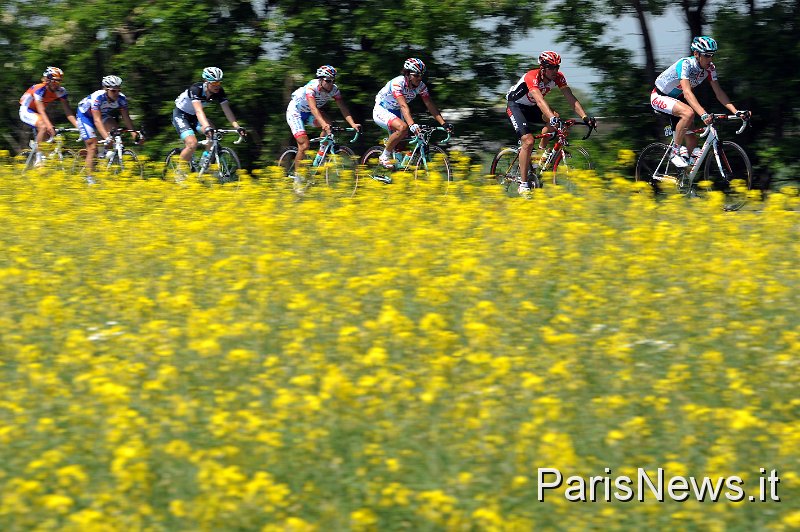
[199,150,210,168]
[664,125,673,137]
[313,146,325,165]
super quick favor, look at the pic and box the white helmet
[102,75,123,88]
[316,65,337,79]
[202,67,224,82]
[403,58,426,75]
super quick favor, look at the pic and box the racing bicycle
[164,128,244,185]
[635,114,752,211]
[17,128,80,173]
[490,119,594,195]
[277,126,360,196]
[360,125,452,194]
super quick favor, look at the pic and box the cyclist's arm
[560,86,588,121]
[679,79,710,123]
[60,99,78,128]
[220,101,242,130]
[529,88,558,122]
[395,93,415,128]
[334,99,360,130]
[92,109,111,140]
[305,96,331,135]
[119,108,139,139]
[421,96,446,126]
[192,100,213,132]
[34,99,56,135]
[708,78,739,115]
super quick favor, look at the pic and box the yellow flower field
[0,157,798,530]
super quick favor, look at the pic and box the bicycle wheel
[702,141,752,211]
[107,149,144,179]
[211,147,241,185]
[414,145,452,193]
[359,146,394,191]
[551,147,592,193]
[489,147,539,195]
[635,142,678,193]
[163,148,186,182]
[321,145,358,197]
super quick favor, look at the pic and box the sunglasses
[700,53,715,58]
[208,81,222,87]
[107,88,121,92]
[321,77,334,83]
[543,64,560,70]
[409,72,423,78]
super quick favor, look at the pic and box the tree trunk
[632,0,657,84]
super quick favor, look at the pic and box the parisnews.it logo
[536,468,780,503]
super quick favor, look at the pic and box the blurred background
[1,0,797,188]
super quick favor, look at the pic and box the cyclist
[19,66,79,163]
[372,58,453,168]
[651,36,750,168]
[76,75,141,182]
[505,51,595,194]
[172,67,246,168]
[286,65,362,171]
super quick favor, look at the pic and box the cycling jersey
[289,79,342,113]
[77,89,128,117]
[655,56,718,97]
[374,75,430,110]
[506,69,568,106]
[19,82,69,111]
[174,82,229,115]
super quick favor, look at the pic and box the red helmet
[538,51,562,67]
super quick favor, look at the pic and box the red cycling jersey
[506,69,568,106]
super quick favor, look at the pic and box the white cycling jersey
[374,75,430,111]
[289,79,342,113]
[655,56,718,97]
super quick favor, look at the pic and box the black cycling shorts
[506,100,544,137]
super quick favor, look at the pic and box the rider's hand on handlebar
[549,116,562,128]
[204,125,215,135]
[735,110,751,120]
[443,121,454,133]
[236,127,248,137]
[409,123,421,135]
[582,116,597,129]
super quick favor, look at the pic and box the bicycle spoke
[701,141,752,211]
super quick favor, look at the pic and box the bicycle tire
[635,142,675,193]
[212,147,241,185]
[322,145,358,197]
[414,145,452,193]
[359,146,394,191]
[550,146,592,192]
[107,149,144,179]
[701,141,752,211]
[163,148,185,182]
[489,147,539,195]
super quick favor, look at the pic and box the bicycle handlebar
[699,114,750,138]
[314,126,361,144]
[410,125,451,144]
[204,128,247,144]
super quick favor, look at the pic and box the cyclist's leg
[19,106,42,159]
[373,105,407,159]
[77,111,99,174]
[506,102,539,185]
[651,90,693,161]
[287,107,312,169]
[172,108,199,163]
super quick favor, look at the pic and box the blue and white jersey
[77,89,129,117]
[289,79,342,113]
[655,56,718,97]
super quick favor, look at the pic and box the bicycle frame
[536,119,594,175]
[196,129,245,175]
[393,126,450,170]
[308,127,360,168]
[23,128,79,170]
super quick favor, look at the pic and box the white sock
[381,149,391,159]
